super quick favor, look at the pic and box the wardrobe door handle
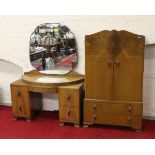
[107,60,112,65]
[114,61,120,65]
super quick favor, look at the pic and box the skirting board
[143,116,155,120]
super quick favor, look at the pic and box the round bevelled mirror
[29,23,77,74]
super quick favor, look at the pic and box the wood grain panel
[59,83,84,127]
[85,30,113,100]
[113,31,145,101]
[84,30,144,131]
[11,85,30,118]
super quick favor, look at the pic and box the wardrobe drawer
[97,114,141,127]
[84,99,142,126]
[100,102,141,116]
[85,100,142,116]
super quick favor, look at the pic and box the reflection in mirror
[30,23,77,74]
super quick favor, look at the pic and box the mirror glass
[29,23,77,74]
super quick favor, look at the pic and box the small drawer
[85,100,142,116]
[101,103,140,115]
[59,88,79,107]
[58,83,84,125]
[59,107,79,122]
[98,114,133,126]
[11,85,30,117]
[12,86,29,100]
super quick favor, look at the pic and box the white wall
[0,60,23,104]
[0,15,155,116]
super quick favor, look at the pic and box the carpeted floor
[0,105,155,139]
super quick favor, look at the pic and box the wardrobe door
[85,31,113,100]
[113,31,145,102]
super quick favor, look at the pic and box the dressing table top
[22,70,84,87]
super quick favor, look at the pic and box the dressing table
[11,22,84,127]
[10,70,84,127]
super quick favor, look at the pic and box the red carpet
[0,105,155,139]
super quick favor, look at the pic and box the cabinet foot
[74,124,80,128]
[132,126,142,133]
[26,117,31,122]
[59,122,64,126]
[135,129,142,133]
[83,125,89,128]
[13,117,17,121]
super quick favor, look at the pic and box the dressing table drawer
[59,107,79,122]
[10,79,42,121]
[59,89,78,107]
[11,80,31,121]
[58,83,84,127]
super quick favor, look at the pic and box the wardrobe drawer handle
[128,106,132,112]
[93,104,96,109]
[128,116,131,122]
[93,114,96,119]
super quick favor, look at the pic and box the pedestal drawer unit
[10,79,42,121]
[59,83,84,127]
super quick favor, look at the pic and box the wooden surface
[113,31,144,102]
[59,83,84,127]
[11,81,30,119]
[11,79,42,121]
[10,70,84,121]
[22,70,84,87]
[84,99,142,130]
[84,30,144,131]
[85,30,113,100]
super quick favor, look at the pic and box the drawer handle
[66,94,71,101]
[128,116,131,122]
[114,61,120,65]
[19,106,22,111]
[128,106,132,112]
[67,110,71,117]
[93,114,96,120]
[17,92,21,97]
[107,60,112,66]
[93,104,96,109]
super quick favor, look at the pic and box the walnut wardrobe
[83,30,145,132]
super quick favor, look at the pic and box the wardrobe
[83,30,145,132]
